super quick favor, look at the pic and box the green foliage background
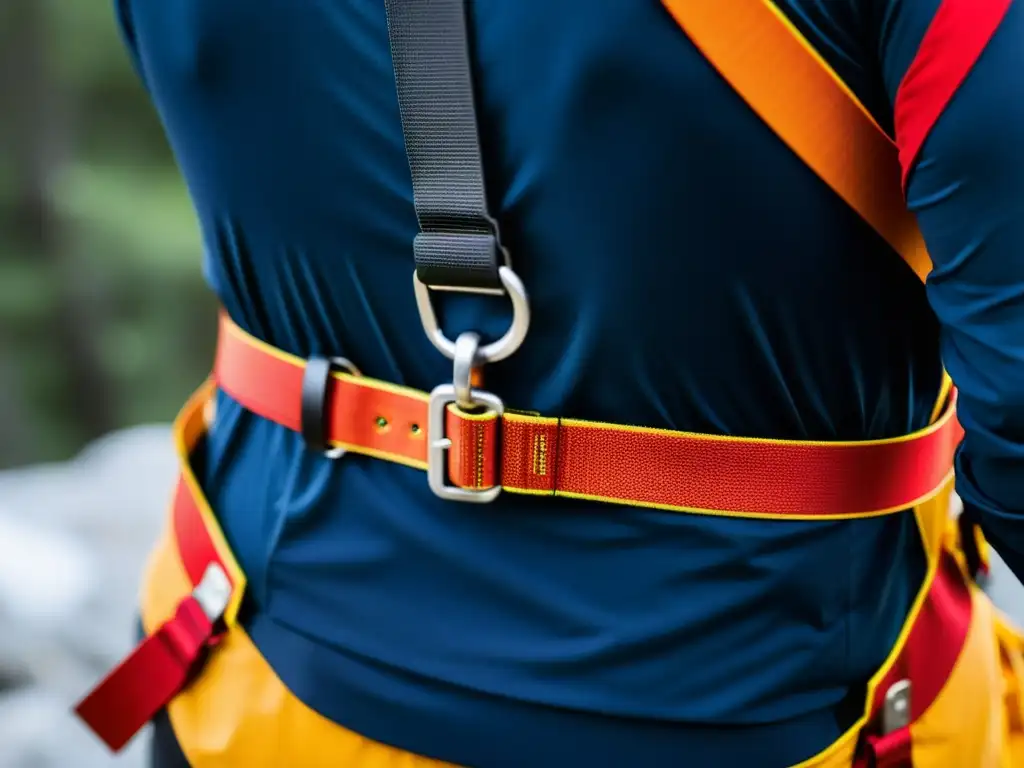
[0,0,217,467]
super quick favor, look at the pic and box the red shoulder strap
[895,0,1013,190]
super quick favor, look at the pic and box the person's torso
[121,0,939,763]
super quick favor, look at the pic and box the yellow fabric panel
[996,613,1024,767]
[142,530,1016,768]
[791,488,947,768]
[791,579,1009,768]
[909,585,1005,768]
[140,521,457,768]
[137,381,974,768]
[915,479,956,573]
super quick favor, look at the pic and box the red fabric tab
[865,727,913,767]
[445,406,499,490]
[895,0,1013,190]
[74,598,214,751]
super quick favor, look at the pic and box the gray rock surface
[0,426,1022,768]
[0,425,176,768]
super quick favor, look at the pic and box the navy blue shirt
[116,0,1024,765]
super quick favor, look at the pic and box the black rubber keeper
[300,356,333,453]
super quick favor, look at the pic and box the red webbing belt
[73,379,973,755]
[215,313,962,519]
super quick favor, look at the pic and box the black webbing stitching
[384,0,506,291]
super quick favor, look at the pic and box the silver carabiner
[413,265,530,364]
[452,332,481,409]
[425,330,503,502]
[415,266,528,503]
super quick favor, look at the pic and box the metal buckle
[413,265,530,363]
[427,385,504,503]
[192,563,233,622]
[426,331,503,503]
[881,679,911,734]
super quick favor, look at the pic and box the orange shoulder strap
[661,0,933,283]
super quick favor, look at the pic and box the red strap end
[865,727,913,768]
[74,598,214,752]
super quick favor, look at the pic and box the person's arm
[873,0,1024,578]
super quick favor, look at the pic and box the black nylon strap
[300,356,333,452]
[384,0,506,291]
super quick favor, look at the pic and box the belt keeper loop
[300,355,361,458]
[300,356,332,453]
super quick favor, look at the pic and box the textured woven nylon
[383,0,505,290]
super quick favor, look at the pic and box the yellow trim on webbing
[226,316,956,451]
[789,403,956,767]
[663,0,931,281]
[789,501,950,768]
[324,443,429,472]
[173,380,248,627]
[507,394,957,450]
[222,320,431,468]
[503,469,954,523]
[221,319,430,403]
[760,0,887,134]
[930,370,954,425]
[445,403,499,423]
[501,365,958,520]
[222,317,957,520]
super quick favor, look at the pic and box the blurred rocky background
[0,0,213,765]
[0,0,216,472]
[0,427,172,768]
[2,1,1024,768]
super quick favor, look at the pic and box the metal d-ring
[413,265,530,364]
